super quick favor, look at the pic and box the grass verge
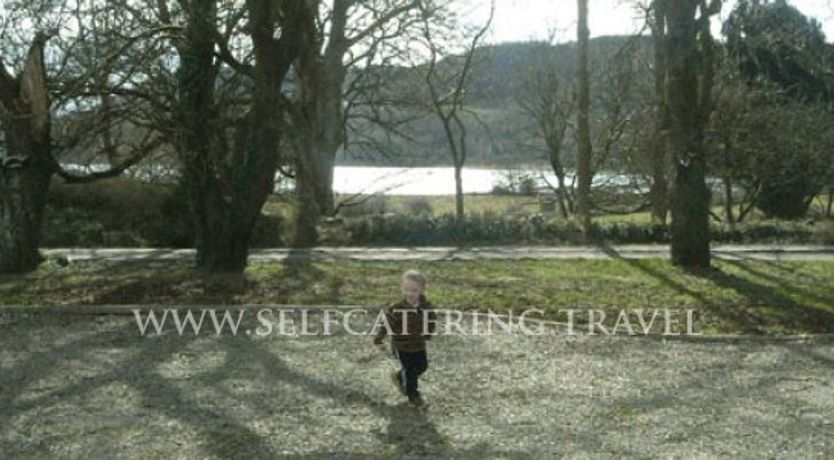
[2,257,833,335]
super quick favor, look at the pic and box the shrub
[404,197,433,216]
[337,194,387,217]
[43,178,285,248]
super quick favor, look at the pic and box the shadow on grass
[721,258,834,308]
[1,247,350,306]
[269,248,342,304]
[1,256,259,305]
[693,266,834,334]
[596,244,834,334]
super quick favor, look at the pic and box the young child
[373,269,437,407]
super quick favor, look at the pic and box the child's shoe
[408,395,426,408]
[389,370,405,395]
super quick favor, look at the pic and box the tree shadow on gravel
[206,324,543,458]
[779,338,834,370]
[0,314,276,458]
[598,339,834,453]
[2,311,548,458]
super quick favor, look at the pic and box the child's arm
[423,305,437,340]
[372,305,392,345]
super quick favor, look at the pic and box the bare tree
[287,0,429,247]
[420,2,493,226]
[180,0,314,269]
[575,0,592,232]
[0,2,167,273]
[516,56,576,219]
[587,37,643,212]
[645,0,671,225]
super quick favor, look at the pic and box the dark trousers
[393,348,428,398]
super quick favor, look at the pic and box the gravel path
[42,244,834,263]
[1,308,833,459]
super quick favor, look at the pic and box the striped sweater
[372,295,437,352]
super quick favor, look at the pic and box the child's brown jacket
[372,295,437,352]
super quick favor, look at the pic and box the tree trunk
[293,1,348,219]
[176,0,248,272]
[555,174,570,220]
[310,67,344,216]
[665,0,713,268]
[0,34,53,274]
[293,81,341,219]
[826,187,833,218]
[649,0,670,226]
[293,135,321,247]
[670,156,711,267]
[723,177,735,227]
[549,152,570,219]
[575,0,593,232]
[173,0,310,270]
[454,163,464,225]
[295,136,337,217]
[0,138,52,273]
[649,164,669,225]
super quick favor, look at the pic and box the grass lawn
[2,257,833,335]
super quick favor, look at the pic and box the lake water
[326,166,637,196]
[63,164,640,196]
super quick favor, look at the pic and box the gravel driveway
[1,308,832,459]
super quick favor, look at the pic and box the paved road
[43,244,834,262]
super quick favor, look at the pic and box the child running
[373,269,437,407]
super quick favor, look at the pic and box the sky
[462,0,834,44]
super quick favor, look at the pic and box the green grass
[2,258,833,335]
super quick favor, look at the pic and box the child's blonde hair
[401,269,427,288]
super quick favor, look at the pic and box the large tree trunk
[670,156,711,267]
[293,0,350,221]
[176,0,248,272]
[289,1,349,247]
[296,143,336,215]
[665,0,715,268]
[310,66,344,216]
[252,0,316,249]
[575,0,593,232]
[0,34,53,274]
[294,69,342,219]
[293,132,321,247]
[176,0,305,271]
[0,133,52,273]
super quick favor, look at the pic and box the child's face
[401,278,424,305]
